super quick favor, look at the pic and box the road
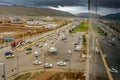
[0,19,87,80]
[87,19,108,80]
[94,19,120,80]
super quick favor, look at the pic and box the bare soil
[29,71,85,80]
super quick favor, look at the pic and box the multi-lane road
[1,18,119,80]
[94,19,120,80]
[0,19,87,80]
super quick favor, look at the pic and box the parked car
[26,48,32,51]
[75,45,81,51]
[35,44,39,47]
[57,61,66,66]
[26,51,32,55]
[48,47,57,53]
[39,45,43,48]
[33,59,42,65]
[95,47,99,53]
[44,63,53,68]
[34,52,39,57]
[109,66,118,74]
[5,52,14,58]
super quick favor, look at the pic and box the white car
[109,66,118,73]
[44,63,53,68]
[48,47,57,53]
[75,45,81,51]
[33,60,42,65]
[57,61,66,66]
[34,52,39,57]
[95,47,99,53]
[108,43,112,47]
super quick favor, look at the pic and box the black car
[26,48,32,51]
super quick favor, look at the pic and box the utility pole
[0,63,6,80]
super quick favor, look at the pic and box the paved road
[94,20,120,80]
[87,20,108,80]
[0,19,86,80]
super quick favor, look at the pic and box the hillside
[102,13,120,20]
[76,13,101,18]
[0,5,75,17]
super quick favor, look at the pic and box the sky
[0,0,120,15]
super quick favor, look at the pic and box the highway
[87,20,108,80]
[0,19,87,80]
[94,19,120,80]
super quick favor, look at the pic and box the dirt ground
[14,71,85,80]
[30,71,85,80]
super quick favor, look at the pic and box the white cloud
[49,6,120,16]
[49,6,89,14]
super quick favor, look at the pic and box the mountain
[102,13,120,20]
[76,13,101,18]
[0,5,75,17]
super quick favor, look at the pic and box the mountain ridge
[76,13,101,18]
[0,5,75,17]
[102,13,120,20]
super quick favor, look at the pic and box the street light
[13,47,19,80]
[43,43,47,71]
[0,63,6,80]
[68,50,72,72]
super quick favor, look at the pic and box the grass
[82,35,87,55]
[13,73,31,80]
[70,21,88,33]
[92,25,105,36]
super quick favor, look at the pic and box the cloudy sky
[0,0,120,15]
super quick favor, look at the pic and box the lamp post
[13,47,19,80]
[17,51,19,79]
[68,50,72,72]
[43,43,47,71]
[0,63,6,80]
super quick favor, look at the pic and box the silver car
[109,66,118,74]
[44,63,53,68]
[57,61,66,66]
[33,60,42,65]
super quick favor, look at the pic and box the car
[48,47,57,53]
[62,37,67,41]
[33,60,42,65]
[44,63,53,68]
[109,66,118,74]
[95,47,99,53]
[51,41,54,44]
[34,52,39,57]
[39,45,43,48]
[35,44,39,47]
[74,42,79,45]
[26,51,32,55]
[26,48,32,51]
[108,43,112,47]
[57,61,66,66]
[75,45,81,51]
[5,52,14,58]
[103,54,107,58]
[108,40,112,43]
